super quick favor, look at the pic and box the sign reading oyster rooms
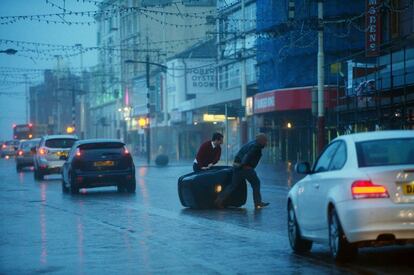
[186,60,216,94]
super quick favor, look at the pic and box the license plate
[56,151,68,157]
[94,161,115,167]
[402,182,414,195]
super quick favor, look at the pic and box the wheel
[288,202,313,253]
[34,168,43,180]
[61,177,69,193]
[69,172,79,194]
[125,178,136,193]
[329,208,358,262]
[16,165,22,172]
[117,185,125,193]
[38,170,44,180]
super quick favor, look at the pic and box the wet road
[0,158,413,274]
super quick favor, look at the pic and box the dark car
[178,166,247,209]
[61,139,136,194]
[1,140,19,158]
[15,138,41,172]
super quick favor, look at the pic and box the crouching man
[215,133,269,209]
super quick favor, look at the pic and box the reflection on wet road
[0,159,413,274]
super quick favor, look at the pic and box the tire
[34,168,43,180]
[288,202,313,253]
[329,208,358,262]
[61,177,69,193]
[16,165,22,173]
[69,172,79,194]
[117,185,125,193]
[125,178,136,193]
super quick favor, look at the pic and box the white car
[287,130,414,261]
[33,135,78,180]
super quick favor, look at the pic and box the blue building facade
[256,0,365,92]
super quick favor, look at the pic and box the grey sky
[0,0,97,140]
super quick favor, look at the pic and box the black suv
[61,139,136,194]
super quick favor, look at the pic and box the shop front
[254,86,338,163]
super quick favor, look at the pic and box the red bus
[13,124,34,140]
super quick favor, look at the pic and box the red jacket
[195,141,221,168]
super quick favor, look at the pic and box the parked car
[1,140,19,158]
[61,139,136,194]
[15,138,41,172]
[178,166,247,209]
[287,130,414,262]
[33,135,78,180]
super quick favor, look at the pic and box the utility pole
[317,0,325,153]
[240,0,247,144]
[225,103,229,165]
[55,55,62,134]
[146,35,151,165]
[76,43,85,138]
[24,74,29,123]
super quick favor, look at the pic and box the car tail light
[1,144,6,149]
[123,146,130,156]
[351,180,389,199]
[75,148,81,157]
[39,147,47,155]
[18,150,23,156]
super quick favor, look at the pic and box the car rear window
[6,141,18,145]
[79,142,124,150]
[45,138,77,148]
[78,143,125,159]
[21,141,37,149]
[356,138,414,167]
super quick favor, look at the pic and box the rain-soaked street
[0,158,413,274]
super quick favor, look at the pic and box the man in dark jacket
[193,132,223,172]
[215,133,269,209]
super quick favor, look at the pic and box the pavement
[0,157,413,274]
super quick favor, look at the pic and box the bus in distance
[13,124,34,140]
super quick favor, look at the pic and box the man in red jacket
[193,132,223,172]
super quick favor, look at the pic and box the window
[313,142,340,173]
[45,138,77,149]
[329,142,347,171]
[356,138,414,167]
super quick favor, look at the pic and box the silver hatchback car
[15,138,41,172]
[33,135,78,180]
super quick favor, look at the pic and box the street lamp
[0,48,17,55]
[124,59,168,165]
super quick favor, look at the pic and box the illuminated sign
[366,0,381,57]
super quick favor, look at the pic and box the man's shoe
[255,202,270,209]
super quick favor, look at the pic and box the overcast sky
[0,0,98,140]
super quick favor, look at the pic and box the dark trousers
[193,163,202,173]
[218,167,262,206]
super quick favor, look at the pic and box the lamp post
[75,43,85,138]
[124,59,168,164]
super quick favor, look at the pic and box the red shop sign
[254,90,277,114]
[366,0,381,57]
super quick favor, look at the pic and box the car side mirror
[295,162,311,174]
[30,147,36,153]
[59,155,68,161]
